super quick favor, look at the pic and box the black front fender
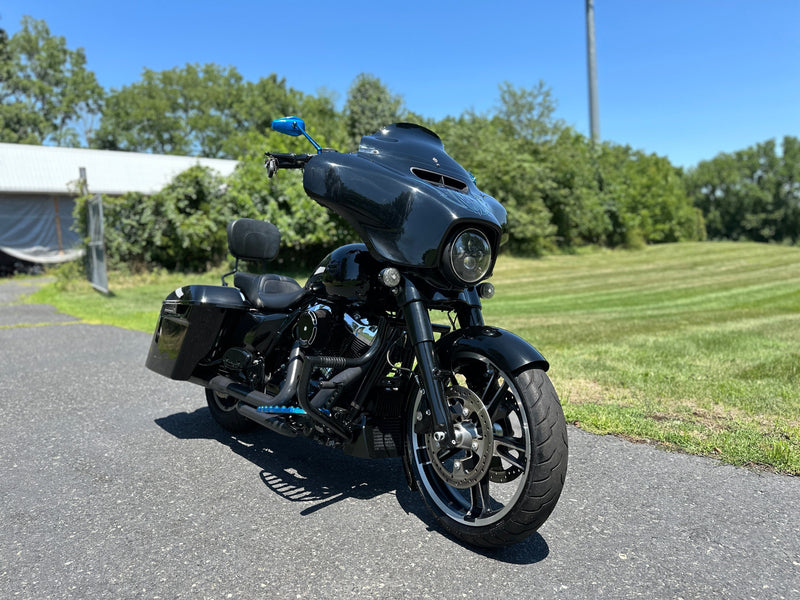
[435,326,549,375]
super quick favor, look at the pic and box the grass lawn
[22,241,800,474]
[27,269,225,333]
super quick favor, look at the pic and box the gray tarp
[0,195,83,263]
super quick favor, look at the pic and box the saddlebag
[145,285,250,381]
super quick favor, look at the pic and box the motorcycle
[146,117,568,547]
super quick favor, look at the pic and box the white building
[0,143,238,266]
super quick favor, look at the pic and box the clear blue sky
[3,0,798,168]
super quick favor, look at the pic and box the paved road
[1,280,799,599]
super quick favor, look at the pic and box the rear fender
[434,326,549,375]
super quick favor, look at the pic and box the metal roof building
[0,143,238,265]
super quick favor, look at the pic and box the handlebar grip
[264,152,311,177]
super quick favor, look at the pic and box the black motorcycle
[146,117,568,547]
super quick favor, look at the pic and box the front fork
[398,278,483,444]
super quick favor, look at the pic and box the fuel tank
[306,243,384,304]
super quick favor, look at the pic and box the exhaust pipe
[206,344,305,438]
[235,403,298,437]
[207,345,303,408]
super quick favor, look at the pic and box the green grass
[26,270,224,333]
[483,242,800,474]
[20,241,800,474]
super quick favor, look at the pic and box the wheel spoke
[467,477,492,520]
[479,367,496,404]
[485,381,509,417]
[436,446,461,462]
[497,446,527,471]
[495,435,526,454]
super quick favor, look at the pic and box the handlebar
[264,152,312,178]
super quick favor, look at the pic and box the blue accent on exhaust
[256,406,330,416]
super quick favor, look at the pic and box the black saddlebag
[145,285,250,381]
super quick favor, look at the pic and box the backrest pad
[227,218,281,262]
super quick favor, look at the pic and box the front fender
[435,326,549,375]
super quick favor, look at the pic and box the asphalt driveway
[1,280,798,599]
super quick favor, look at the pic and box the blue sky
[3,1,798,168]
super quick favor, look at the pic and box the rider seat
[233,272,307,310]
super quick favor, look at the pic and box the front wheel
[408,356,568,548]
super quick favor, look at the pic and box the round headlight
[449,229,492,283]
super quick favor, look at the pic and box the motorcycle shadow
[155,407,549,564]
[155,407,418,515]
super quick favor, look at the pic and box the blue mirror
[271,116,322,153]
[271,116,306,137]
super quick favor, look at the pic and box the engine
[295,304,378,359]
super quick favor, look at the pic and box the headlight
[448,229,492,284]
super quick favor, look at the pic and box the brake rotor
[424,386,494,489]
[488,456,524,483]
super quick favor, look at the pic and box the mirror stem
[294,122,322,153]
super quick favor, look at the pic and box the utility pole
[586,0,600,142]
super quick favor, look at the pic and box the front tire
[408,357,568,548]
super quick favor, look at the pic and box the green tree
[150,166,237,269]
[344,73,404,148]
[598,144,701,247]
[226,131,356,267]
[0,16,103,146]
[540,130,608,247]
[0,27,11,83]
[95,65,306,158]
[495,80,563,144]
[777,136,800,244]
[436,82,701,253]
[222,73,307,157]
[79,166,247,272]
[296,89,349,151]
[686,136,800,244]
[94,63,245,156]
[440,83,576,253]
[437,111,557,256]
[224,81,348,159]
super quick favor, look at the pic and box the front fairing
[302,124,507,272]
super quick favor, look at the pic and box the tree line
[2,17,797,272]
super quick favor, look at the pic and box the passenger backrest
[227,218,281,262]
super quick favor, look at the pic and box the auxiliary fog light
[477,282,495,299]
[379,267,401,288]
